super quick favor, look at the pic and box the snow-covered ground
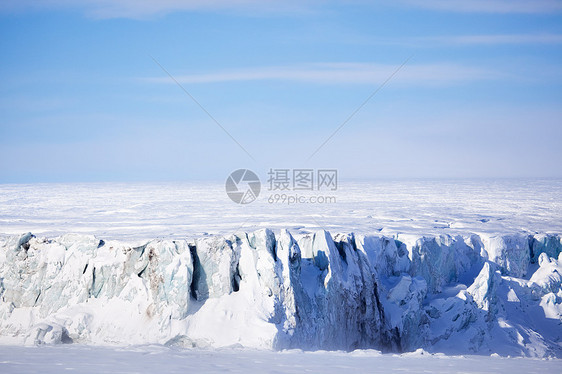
[0,179,560,241]
[1,179,561,372]
[1,345,561,374]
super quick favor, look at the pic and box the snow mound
[0,230,561,357]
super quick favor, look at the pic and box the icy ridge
[0,230,561,357]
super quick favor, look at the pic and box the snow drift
[0,230,561,357]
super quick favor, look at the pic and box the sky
[0,0,561,182]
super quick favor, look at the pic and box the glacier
[0,230,561,357]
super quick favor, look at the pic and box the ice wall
[0,230,561,357]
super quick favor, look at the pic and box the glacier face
[0,230,561,357]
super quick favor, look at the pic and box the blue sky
[1,0,561,182]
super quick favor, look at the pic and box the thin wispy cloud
[397,0,562,14]
[424,34,562,45]
[144,62,503,86]
[0,0,314,19]
[342,34,562,48]
[6,0,561,19]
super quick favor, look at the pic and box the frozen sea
[0,179,560,242]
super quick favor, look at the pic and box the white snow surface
[0,345,561,374]
[0,179,560,241]
[0,179,561,364]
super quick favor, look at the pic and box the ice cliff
[0,230,561,357]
